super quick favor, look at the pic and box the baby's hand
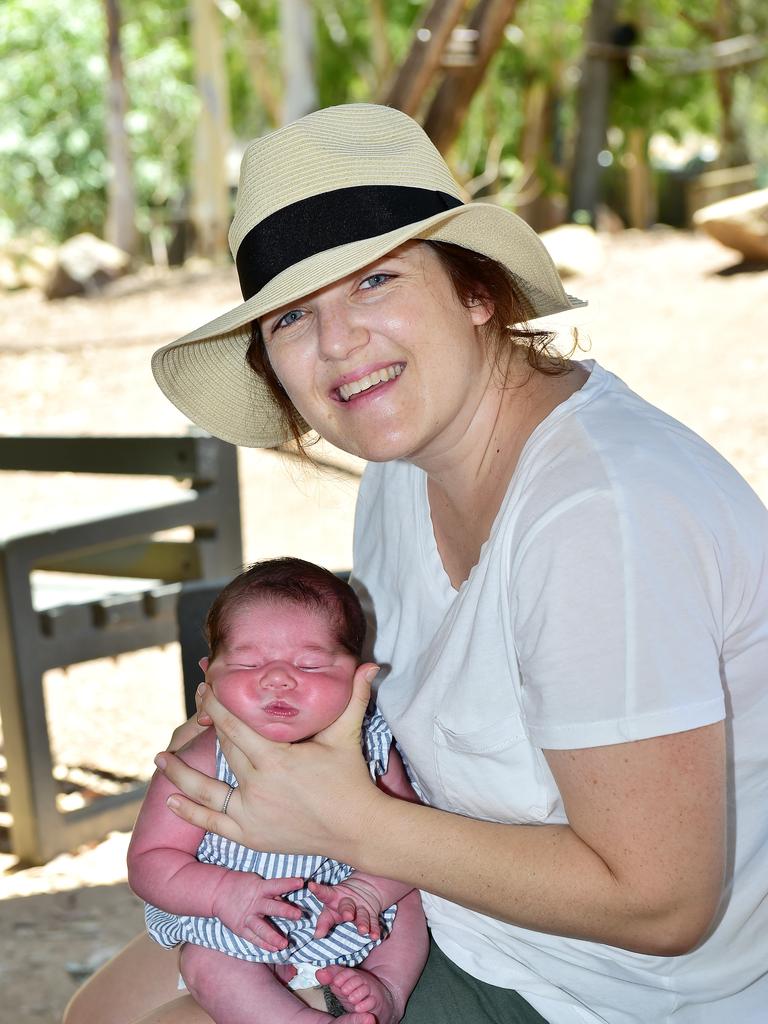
[212,871,304,951]
[309,876,387,941]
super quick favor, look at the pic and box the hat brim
[152,202,586,448]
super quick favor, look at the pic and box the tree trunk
[280,0,317,124]
[103,0,137,256]
[567,0,617,225]
[370,0,393,92]
[514,78,561,231]
[190,0,232,259]
[626,127,655,229]
[678,1,750,168]
[423,0,518,155]
[383,0,468,117]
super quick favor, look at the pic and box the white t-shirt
[352,362,768,1024]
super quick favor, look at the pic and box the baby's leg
[316,889,429,1024]
[179,944,376,1024]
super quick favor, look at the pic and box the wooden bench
[0,433,242,864]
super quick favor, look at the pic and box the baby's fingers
[242,916,289,951]
[353,905,371,936]
[261,898,303,920]
[307,880,335,904]
[260,875,305,899]
[354,907,379,939]
[313,905,340,939]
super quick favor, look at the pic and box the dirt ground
[0,228,766,1024]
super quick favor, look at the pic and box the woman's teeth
[339,364,403,402]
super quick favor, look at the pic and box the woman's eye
[273,309,304,331]
[359,273,392,291]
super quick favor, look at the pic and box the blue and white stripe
[146,705,396,968]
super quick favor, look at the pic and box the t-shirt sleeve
[511,486,726,749]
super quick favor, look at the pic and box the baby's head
[201,558,366,741]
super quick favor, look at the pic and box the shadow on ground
[1,882,145,1024]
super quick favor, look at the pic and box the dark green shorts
[400,934,549,1024]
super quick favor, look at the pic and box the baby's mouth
[337,363,404,402]
[263,701,299,718]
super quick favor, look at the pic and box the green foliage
[0,0,107,241]
[1,0,765,245]
[0,0,196,243]
[450,0,592,194]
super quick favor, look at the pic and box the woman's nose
[316,309,368,362]
[260,663,297,689]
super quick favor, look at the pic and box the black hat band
[235,185,463,301]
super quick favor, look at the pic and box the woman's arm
[366,721,725,955]
[157,672,726,956]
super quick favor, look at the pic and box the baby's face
[203,598,357,742]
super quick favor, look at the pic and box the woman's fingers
[317,663,378,744]
[194,682,213,726]
[155,751,243,839]
[199,685,284,771]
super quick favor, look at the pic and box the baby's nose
[260,663,296,689]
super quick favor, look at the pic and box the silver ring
[221,784,235,815]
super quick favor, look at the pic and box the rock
[0,235,58,292]
[539,224,605,278]
[692,188,768,262]
[0,255,22,291]
[44,233,131,300]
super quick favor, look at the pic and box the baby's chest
[196,839,351,884]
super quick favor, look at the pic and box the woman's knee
[62,933,182,1024]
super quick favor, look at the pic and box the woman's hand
[154,663,382,864]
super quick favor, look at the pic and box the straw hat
[152,103,585,448]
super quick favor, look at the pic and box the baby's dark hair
[205,557,366,661]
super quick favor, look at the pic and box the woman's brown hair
[245,240,574,453]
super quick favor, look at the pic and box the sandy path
[0,229,766,1023]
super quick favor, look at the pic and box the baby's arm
[310,746,419,939]
[128,729,303,951]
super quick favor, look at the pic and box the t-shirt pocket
[432,714,561,824]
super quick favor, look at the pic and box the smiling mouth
[338,363,404,402]
[263,702,300,718]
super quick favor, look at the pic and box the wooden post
[279,0,318,123]
[190,0,232,259]
[384,0,469,117]
[370,0,393,91]
[103,0,137,256]
[567,0,617,225]
[626,127,655,228]
[423,0,518,154]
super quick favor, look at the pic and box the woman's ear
[468,294,494,326]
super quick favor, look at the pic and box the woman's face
[201,598,357,742]
[259,242,494,466]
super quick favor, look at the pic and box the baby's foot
[316,965,396,1024]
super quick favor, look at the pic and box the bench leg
[0,552,146,864]
[0,550,53,863]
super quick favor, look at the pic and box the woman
[65,104,767,1024]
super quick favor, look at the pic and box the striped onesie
[145,706,396,981]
